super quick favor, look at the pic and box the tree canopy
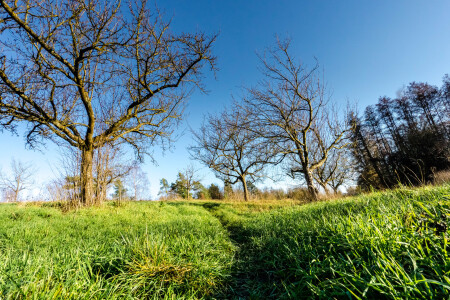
[0,0,216,205]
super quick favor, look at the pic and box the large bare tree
[190,106,277,201]
[244,38,351,200]
[54,141,135,205]
[0,0,216,205]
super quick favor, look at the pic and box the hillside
[1,184,449,299]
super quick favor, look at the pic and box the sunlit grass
[1,184,449,298]
[0,202,234,299]
[209,184,450,298]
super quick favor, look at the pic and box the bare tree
[181,164,200,201]
[46,178,68,202]
[126,162,149,200]
[93,143,134,203]
[312,149,356,194]
[51,142,131,205]
[0,0,216,205]
[190,106,277,201]
[0,158,34,202]
[51,145,83,204]
[244,38,351,200]
[296,108,355,194]
[1,189,15,203]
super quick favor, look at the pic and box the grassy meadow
[0,184,449,299]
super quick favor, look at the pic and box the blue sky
[1,0,449,199]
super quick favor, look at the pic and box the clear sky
[0,0,449,199]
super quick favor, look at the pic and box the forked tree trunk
[304,170,318,201]
[319,182,330,196]
[98,185,108,204]
[80,148,94,206]
[13,187,19,202]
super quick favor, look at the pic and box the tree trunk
[319,182,330,195]
[80,148,94,206]
[13,187,19,202]
[186,183,190,201]
[224,180,232,199]
[304,170,318,201]
[241,176,249,201]
[98,185,107,203]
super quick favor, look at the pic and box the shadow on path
[201,203,282,299]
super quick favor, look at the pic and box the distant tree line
[157,164,321,202]
[158,165,223,200]
[350,76,450,189]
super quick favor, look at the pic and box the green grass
[0,202,234,299]
[207,185,450,299]
[0,184,449,299]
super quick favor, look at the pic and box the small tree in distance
[112,179,128,203]
[126,162,149,201]
[312,150,355,194]
[195,183,210,199]
[170,165,202,201]
[208,183,223,200]
[158,178,171,199]
[0,158,34,202]
[93,144,134,203]
[190,106,278,201]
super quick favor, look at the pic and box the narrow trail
[201,203,274,299]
